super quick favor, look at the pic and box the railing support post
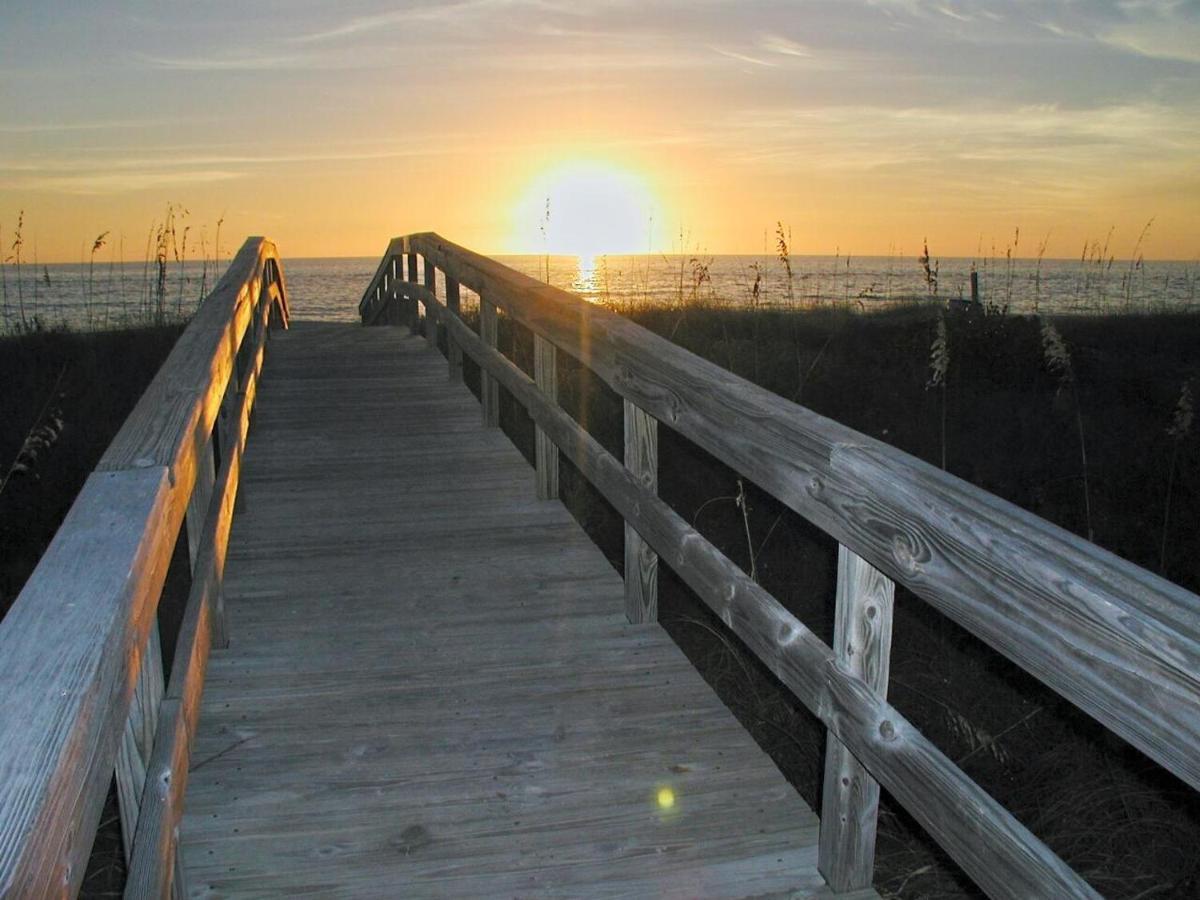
[623,400,658,623]
[533,335,558,499]
[480,298,499,427]
[406,251,419,332]
[115,623,163,865]
[423,258,438,350]
[445,276,462,382]
[819,545,895,892]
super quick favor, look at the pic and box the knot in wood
[891,533,922,576]
[878,719,896,742]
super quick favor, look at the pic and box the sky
[1,0,1197,261]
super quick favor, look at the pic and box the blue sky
[1,0,1197,258]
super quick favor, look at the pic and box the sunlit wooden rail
[360,233,1200,899]
[0,238,288,897]
[0,229,1197,898]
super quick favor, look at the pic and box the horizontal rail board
[360,234,1200,794]
[434,298,1099,898]
[0,237,288,895]
[125,275,273,898]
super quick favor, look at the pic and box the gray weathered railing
[0,238,288,897]
[360,233,1200,899]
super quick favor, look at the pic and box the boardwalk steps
[180,323,865,897]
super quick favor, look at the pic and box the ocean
[3,253,1197,332]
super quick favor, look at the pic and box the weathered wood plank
[405,232,1200,796]
[533,334,558,500]
[623,399,658,624]
[445,276,463,382]
[423,257,439,350]
[819,546,895,891]
[183,323,841,898]
[441,310,1100,899]
[126,271,272,897]
[114,623,163,864]
[0,467,178,896]
[0,238,287,894]
[479,298,499,428]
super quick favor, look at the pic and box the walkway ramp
[180,322,851,898]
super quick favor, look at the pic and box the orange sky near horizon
[2,2,1198,263]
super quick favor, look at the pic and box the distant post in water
[623,400,658,623]
[970,270,980,305]
[818,545,895,891]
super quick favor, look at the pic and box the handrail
[0,238,288,896]
[360,233,1200,899]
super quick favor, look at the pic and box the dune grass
[458,298,1200,899]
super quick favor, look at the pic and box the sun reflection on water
[572,254,599,295]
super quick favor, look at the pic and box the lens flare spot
[656,787,676,810]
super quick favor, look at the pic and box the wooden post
[623,400,658,623]
[445,276,463,382]
[406,251,419,330]
[115,624,163,865]
[533,335,559,499]
[970,270,980,305]
[818,544,895,891]
[185,438,216,571]
[480,298,499,427]
[423,258,438,350]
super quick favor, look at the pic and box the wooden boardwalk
[180,322,870,898]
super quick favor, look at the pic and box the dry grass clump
[1041,318,1093,541]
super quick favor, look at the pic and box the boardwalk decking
[180,321,873,898]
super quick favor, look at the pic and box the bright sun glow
[512,161,656,257]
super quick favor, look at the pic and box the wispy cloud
[2,170,246,196]
[710,46,775,67]
[1099,21,1200,63]
[0,117,207,134]
[137,52,303,72]
[759,35,811,58]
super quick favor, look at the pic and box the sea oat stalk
[1041,320,1093,541]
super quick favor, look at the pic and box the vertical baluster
[623,400,658,623]
[533,335,558,499]
[818,545,895,891]
[423,258,438,350]
[115,623,163,865]
[445,276,462,382]
[480,298,499,427]
[406,251,419,332]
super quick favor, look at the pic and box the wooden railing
[360,234,1200,899]
[0,238,288,897]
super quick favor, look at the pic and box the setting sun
[511,161,656,258]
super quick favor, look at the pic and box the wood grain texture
[819,547,895,891]
[126,273,270,898]
[0,239,287,895]
[0,468,178,896]
[390,232,1200,796]
[181,322,847,899]
[623,399,658,624]
[422,257,439,349]
[445,276,463,382]
[479,297,499,428]
[116,623,164,864]
[533,334,559,500]
[440,309,1100,899]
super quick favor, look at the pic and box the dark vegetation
[0,323,185,897]
[4,299,1199,898]
[456,300,1200,899]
